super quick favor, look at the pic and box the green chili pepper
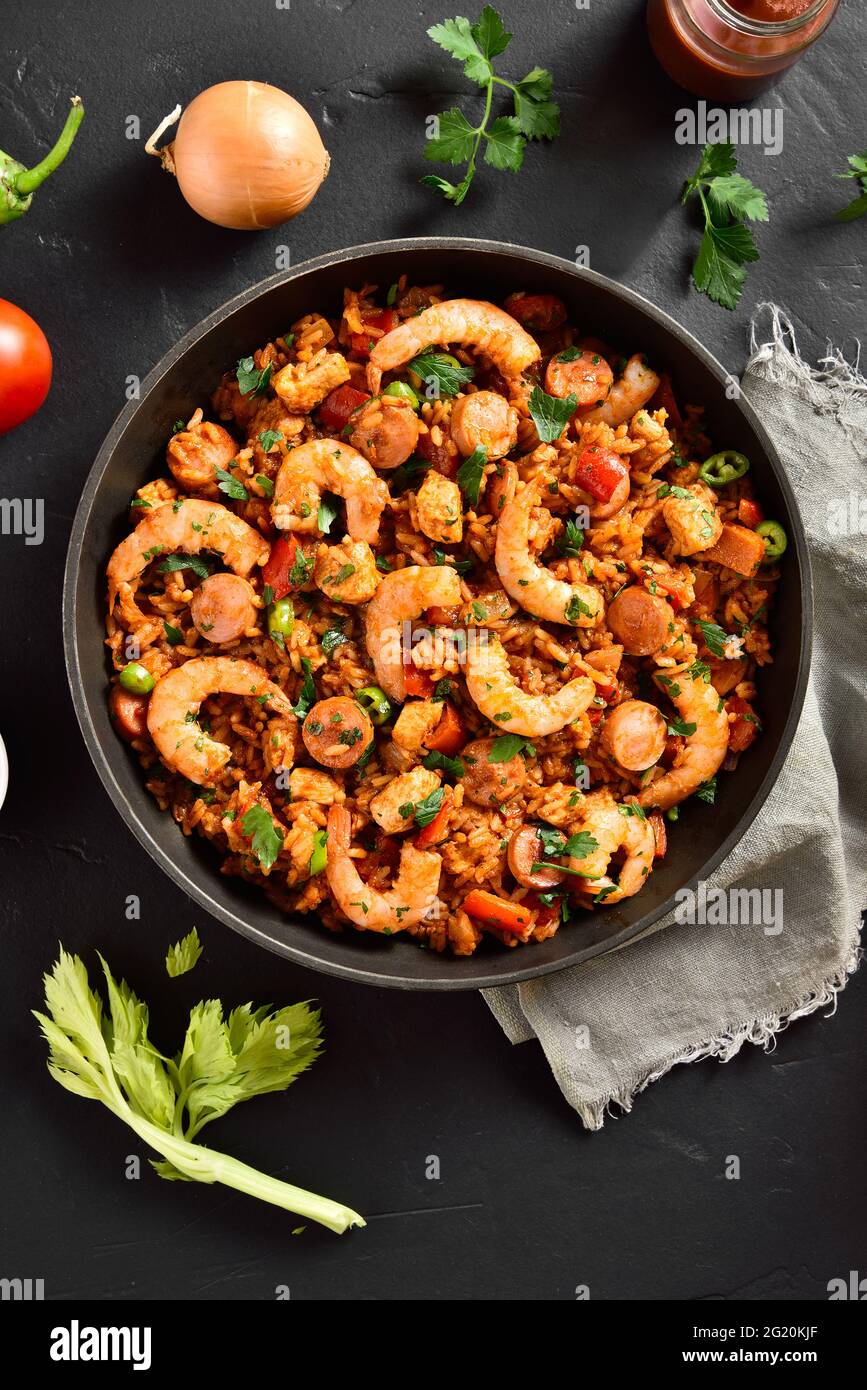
[119,662,155,696]
[756,519,787,561]
[383,381,421,410]
[309,829,328,876]
[1,96,85,225]
[355,685,391,725]
[267,598,295,638]
[699,450,750,487]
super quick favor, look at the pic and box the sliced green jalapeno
[699,450,750,487]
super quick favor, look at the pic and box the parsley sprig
[835,150,867,222]
[422,7,560,206]
[681,142,768,310]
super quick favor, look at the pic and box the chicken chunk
[313,538,379,603]
[415,471,464,544]
[662,484,723,557]
[272,351,351,413]
[369,766,442,834]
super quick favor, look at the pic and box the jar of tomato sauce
[647,0,840,100]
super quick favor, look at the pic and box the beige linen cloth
[483,306,866,1128]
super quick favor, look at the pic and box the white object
[0,732,8,813]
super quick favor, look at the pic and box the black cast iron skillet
[64,239,812,990]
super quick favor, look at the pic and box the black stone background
[0,0,864,1301]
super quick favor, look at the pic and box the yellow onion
[145,81,330,231]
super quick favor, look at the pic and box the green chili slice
[699,450,750,487]
[355,685,392,725]
[756,519,787,561]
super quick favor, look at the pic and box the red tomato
[0,299,52,434]
[648,371,683,431]
[262,535,306,600]
[503,293,567,333]
[350,307,398,357]
[319,383,370,433]
[726,696,760,754]
[574,444,629,504]
[738,497,765,530]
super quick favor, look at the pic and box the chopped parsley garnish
[240,803,283,871]
[321,627,349,656]
[556,347,581,362]
[433,547,474,576]
[158,553,211,580]
[668,717,698,737]
[376,556,393,573]
[216,468,248,502]
[557,519,584,558]
[456,444,487,507]
[528,385,577,443]
[163,621,183,647]
[291,658,316,718]
[326,564,356,586]
[413,787,445,828]
[406,351,474,398]
[564,591,593,624]
[488,733,535,762]
[695,618,728,657]
[288,548,314,588]
[255,474,275,497]
[236,356,273,396]
[258,429,283,452]
[317,496,339,535]
[422,750,465,779]
[695,777,717,804]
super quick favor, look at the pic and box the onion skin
[171,81,329,230]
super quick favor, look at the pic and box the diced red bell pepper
[463,889,532,934]
[523,891,560,933]
[587,705,605,727]
[424,701,465,756]
[319,383,371,433]
[350,307,398,357]
[262,534,304,600]
[738,497,765,530]
[726,696,760,754]
[574,444,629,504]
[503,293,567,333]
[594,679,618,704]
[648,371,683,431]
[415,791,452,849]
[403,658,434,698]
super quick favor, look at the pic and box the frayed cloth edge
[571,942,862,1132]
[745,302,867,417]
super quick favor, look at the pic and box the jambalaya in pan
[105,280,784,955]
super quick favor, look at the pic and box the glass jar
[647,0,841,101]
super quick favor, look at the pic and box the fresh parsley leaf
[484,115,525,172]
[433,546,474,576]
[158,553,211,580]
[258,429,283,452]
[216,467,249,502]
[422,750,465,779]
[326,564,356,586]
[487,733,535,762]
[423,7,558,205]
[376,555,393,572]
[163,620,183,647]
[407,352,474,398]
[413,787,445,829]
[695,776,717,804]
[432,678,454,702]
[668,717,698,737]
[241,804,284,871]
[288,547,313,588]
[695,618,728,657]
[564,591,593,624]
[291,658,316,718]
[165,927,202,978]
[457,444,487,507]
[317,495,339,535]
[528,385,577,442]
[388,455,431,493]
[835,149,867,222]
[255,474,275,497]
[557,518,584,558]
[236,357,272,397]
[681,141,768,310]
[425,107,478,165]
[560,830,599,859]
[321,627,349,656]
